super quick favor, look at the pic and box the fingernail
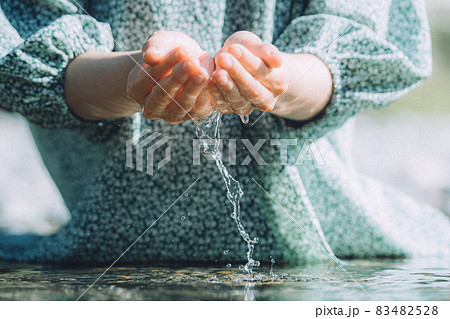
[182,61,193,73]
[144,47,161,64]
[193,73,205,84]
[230,45,242,59]
[220,55,233,68]
[174,48,187,60]
[175,62,190,82]
[147,46,160,58]
[218,74,229,86]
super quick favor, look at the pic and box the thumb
[223,31,263,48]
[142,39,178,66]
[143,31,203,65]
[223,31,282,68]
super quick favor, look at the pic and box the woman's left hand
[211,31,289,116]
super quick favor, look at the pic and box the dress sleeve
[0,2,122,142]
[271,0,432,139]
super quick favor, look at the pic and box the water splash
[269,256,277,280]
[195,111,259,275]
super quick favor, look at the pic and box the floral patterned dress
[0,0,449,265]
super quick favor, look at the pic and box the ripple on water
[0,259,449,300]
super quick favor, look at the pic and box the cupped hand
[127,31,214,124]
[211,31,288,116]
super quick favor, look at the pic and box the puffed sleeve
[0,1,123,141]
[271,0,431,139]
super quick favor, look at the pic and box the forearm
[271,53,333,121]
[64,50,142,121]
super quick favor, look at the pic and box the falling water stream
[195,111,259,275]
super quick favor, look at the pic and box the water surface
[1,259,448,300]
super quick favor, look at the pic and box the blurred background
[353,0,450,218]
[0,0,449,235]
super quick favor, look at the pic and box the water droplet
[269,256,277,280]
[239,265,245,271]
[223,250,228,255]
[184,193,189,197]
[226,263,232,268]
[240,114,249,124]
[254,261,260,267]
[253,237,259,244]
[180,216,185,220]
[187,212,191,216]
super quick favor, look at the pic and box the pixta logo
[126,129,172,175]
[192,138,325,166]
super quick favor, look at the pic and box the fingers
[189,87,214,120]
[127,63,154,105]
[227,43,282,95]
[213,74,254,115]
[142,58,213,123]
[142,61,190,119]
[242,42,282,69]
[214,69,249,112]
[138,30,217,123]
[223,31,282,68]
[143,31,192,65]
[198,52,215,76]
[142,30,205,66]
[144,47,188,80]
[215,53,275,111]
[228,44,269,78]
[167,87,213,123]
[210,83,231,114]
[128,47,188,107]
[143,45,163,66]
[165,65,209,119]
[227,44,286,96]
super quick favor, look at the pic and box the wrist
[64,50,142,121]
[270,52,333,121]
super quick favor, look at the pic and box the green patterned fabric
[0,0,448,265]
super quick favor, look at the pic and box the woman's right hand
[127,31,214,124]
